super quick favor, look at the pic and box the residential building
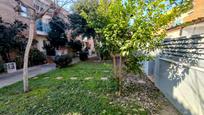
[0,0,32,23]
[0,0,69,53]
[167,0,204,38]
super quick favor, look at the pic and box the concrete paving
[0,64,56,88]
[0,57,80,88]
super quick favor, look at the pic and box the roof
[167,17,204,32]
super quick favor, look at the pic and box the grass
[0,62,148,115]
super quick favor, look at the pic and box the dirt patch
[159,103,180,115]
[117,74,180,115]
[88,59,180,114]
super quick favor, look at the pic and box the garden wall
[143,34,204,115]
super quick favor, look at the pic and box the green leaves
[48,16,68,49]
[0,62,149,114]
[73,0,192,74]
[0,18,27,62]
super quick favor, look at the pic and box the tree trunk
[118,55,122,95]
[112,54,116,76]
[22,20,35,92]
[112,54,123,95]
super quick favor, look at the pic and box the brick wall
[0,0,32,24]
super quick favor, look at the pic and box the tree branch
[36,3,55,19]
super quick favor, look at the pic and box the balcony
[36,19,50,36]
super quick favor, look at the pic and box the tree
[67,13,95,39]
[14,0,74,92]
[77,0,193,94]
[0,17,27,62]
[72,0,110,60]
[48,16,68,50]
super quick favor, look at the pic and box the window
[20,4,28,17]
[36,19,43,31]
[20,4,29,17]
[36,19,51,33]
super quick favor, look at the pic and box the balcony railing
[36,19,50,35]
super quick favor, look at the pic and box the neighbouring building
[0,0,95,58]
[167,0,204,38]
[75,35,95,55]
[143,0,204,114]
[0,0,69,54]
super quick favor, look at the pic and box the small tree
[14,0,74,92]
[78,0,192,95]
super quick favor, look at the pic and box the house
[143,0,204,114]
[75,35,95,56]
[167,0,204,38]
[0,0,69,55]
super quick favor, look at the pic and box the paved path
[0,58,80,88]
[0,64,56,88]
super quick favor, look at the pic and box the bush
[72,40,83,52]
[0,64,4,73]
[54,54,72,68]
[29,49,46,66]
[79,51,88,61]
[14,55,23,69]
[0,56,5,73]
[44,44,56,56]
[95,43,111,60]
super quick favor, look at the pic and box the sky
[52,0,75,11]
[56,0,184,12]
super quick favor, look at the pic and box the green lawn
[0,62,147,115]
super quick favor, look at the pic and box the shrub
[72,40,83,52]
[0,64,4,73]
[29,49,46,66]
[0,56,4,73]
[54,54,72,68]
[79,51,88,61]
[95,43,111,60]
[44,44,56,56]
[14,55,23,69]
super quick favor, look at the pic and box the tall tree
[67,13,95,39]
[72,0,110,59]
[48,16,67,50]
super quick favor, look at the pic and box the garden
[0,0,193,114]
[0,61,179,115]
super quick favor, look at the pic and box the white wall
[35,36,47,52]
[167,22,204,38]
[143,34,204,115]
[154,58,204,115]
[182,22,204,37]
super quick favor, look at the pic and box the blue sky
[51,0,74,11]
[58,0,183,12]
